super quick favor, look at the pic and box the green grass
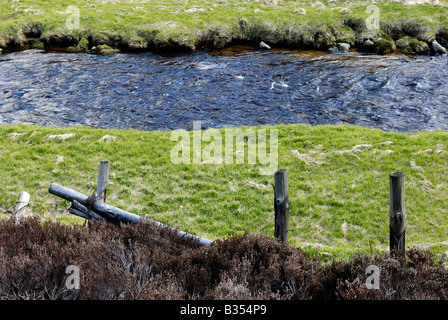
[1,123,448,260]
[1,0,448,50]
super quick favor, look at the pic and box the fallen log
[49,183,213,247]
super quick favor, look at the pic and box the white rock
[259,41,271,50]
[432,40,446,54]
[339,8,352,14]
[377,141,394,146]
[311,1,326,8]
[184,8,206,13]
[98,134,117,142]
[48,133,76,141]
[337,42,351,52]
[409,161,422,170]
[293,8,306,15]
[8,132,23,140]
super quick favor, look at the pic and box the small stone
[409,161,422,170]
[311,1,326,8]
[98,134,117,142]
[377,141,394,146]
[432,40,446,54]
[48,133,76,141]
[184,8,206,13]
[56,154,64,164]
[339,8,352,15]
[263,0,278,7]
[337,42,350,52]
[259,41,271,50]
[328,46,339,54]
[351,144,372,152]
[293,8,306,15]
[328,43,350,54]
[364,39,374,47]
[8,132,23,140]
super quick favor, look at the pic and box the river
[0,46,447,132]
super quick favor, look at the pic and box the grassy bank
[1,123,448,260]
[1,0,448,54]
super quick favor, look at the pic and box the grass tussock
[0,217,447,300]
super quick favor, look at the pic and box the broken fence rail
[48,182,214,247]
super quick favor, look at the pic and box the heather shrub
[0,217,447,300]
[321,249,448,300]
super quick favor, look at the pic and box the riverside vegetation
[1,0,448,54]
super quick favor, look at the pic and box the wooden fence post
[10,191,30,224]
[274,169,289,243]
[389,171,406,253]
[93,160,110,202]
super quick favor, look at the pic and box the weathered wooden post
[93,160,110,202]
[10,191,30,224]
[389,171,406,253]
[274,169,289,243]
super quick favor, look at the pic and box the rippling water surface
[1,47,447,132]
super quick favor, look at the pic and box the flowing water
[1,46,447,132]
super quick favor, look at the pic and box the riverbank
[1,123,448,259]
[1,0,448,55]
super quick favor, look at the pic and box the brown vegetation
[0,218,447,300]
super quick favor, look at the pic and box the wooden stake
[93,160,110,202]
[274,169,289,243]
[10,191,30,224]
[389,171,406,253]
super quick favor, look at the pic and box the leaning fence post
[389,171,406,254]
[274,169,289,243]
[93,160,110,202]
[10,191,30,224]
